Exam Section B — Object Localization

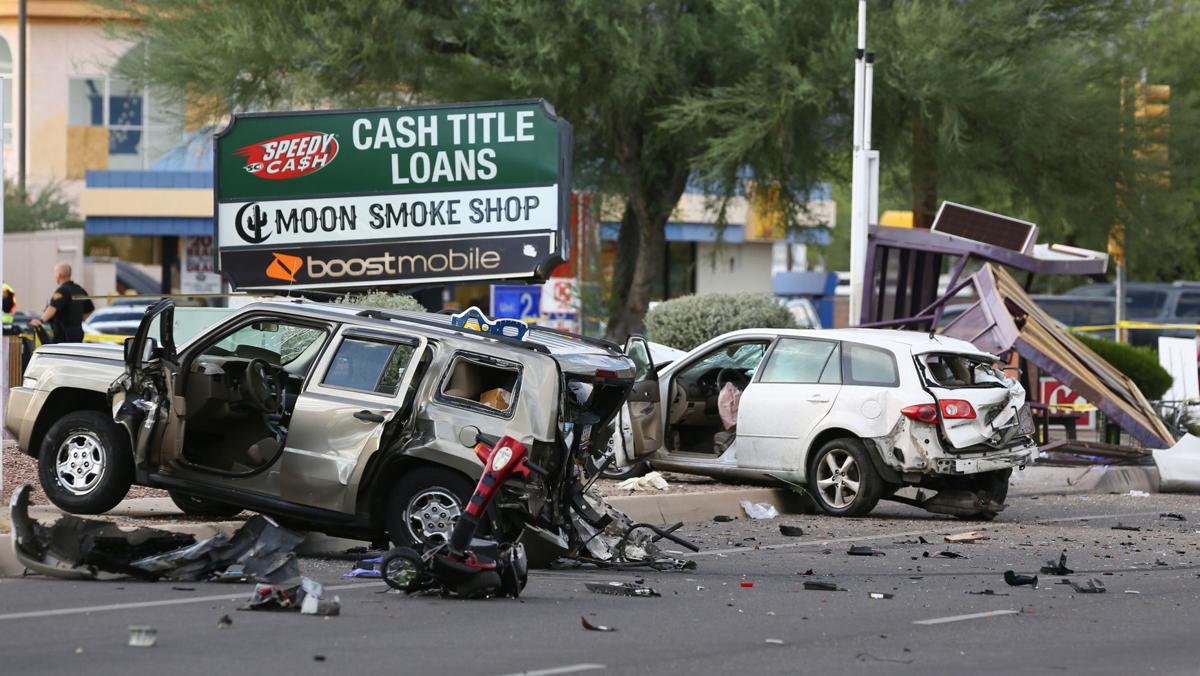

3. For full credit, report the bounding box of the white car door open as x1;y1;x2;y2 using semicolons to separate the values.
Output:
736;338;842;471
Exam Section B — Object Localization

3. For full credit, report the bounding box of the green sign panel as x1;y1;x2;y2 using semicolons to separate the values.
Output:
214;99;572;291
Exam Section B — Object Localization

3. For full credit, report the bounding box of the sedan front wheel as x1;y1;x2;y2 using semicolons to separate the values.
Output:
807;438;884;517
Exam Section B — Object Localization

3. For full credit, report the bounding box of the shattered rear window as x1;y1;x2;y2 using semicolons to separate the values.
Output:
922;354;1008;388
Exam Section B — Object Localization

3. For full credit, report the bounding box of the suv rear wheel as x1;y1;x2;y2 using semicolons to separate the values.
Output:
38;410;133;514
807;437;884;517
385;466;475;548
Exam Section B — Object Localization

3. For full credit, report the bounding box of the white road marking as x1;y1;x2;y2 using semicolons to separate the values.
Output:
913;609;1019;625
0;581;375;622
497;663;606;676
1035;510;1166;524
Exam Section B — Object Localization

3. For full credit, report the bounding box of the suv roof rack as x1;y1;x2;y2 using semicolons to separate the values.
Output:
355;308;551;355
529;324;622;355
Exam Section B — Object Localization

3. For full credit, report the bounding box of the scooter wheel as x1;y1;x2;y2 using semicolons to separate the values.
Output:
381;546;425;593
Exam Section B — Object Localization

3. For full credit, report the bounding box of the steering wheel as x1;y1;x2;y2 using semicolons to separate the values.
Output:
244;358;282;413
696;369;721;397
717;368;748;391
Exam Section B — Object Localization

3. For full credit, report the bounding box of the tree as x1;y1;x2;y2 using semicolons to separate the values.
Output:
675;1;1179;276
5;182;83;232
100;0;837;339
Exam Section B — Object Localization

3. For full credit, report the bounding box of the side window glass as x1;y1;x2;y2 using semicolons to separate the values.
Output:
1126;290;1166;319
324;338;414;395
819;344;842;384
1176;294;1200;318
759;339;837;384
843;343;899;387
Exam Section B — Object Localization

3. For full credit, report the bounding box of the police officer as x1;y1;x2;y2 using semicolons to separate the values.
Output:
29;262;95;343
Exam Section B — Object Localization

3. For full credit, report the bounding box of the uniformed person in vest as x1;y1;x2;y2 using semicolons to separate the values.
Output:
2;282;14;325
29;262;95;343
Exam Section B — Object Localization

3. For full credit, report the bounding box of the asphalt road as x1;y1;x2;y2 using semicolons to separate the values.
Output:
3;492;1200;675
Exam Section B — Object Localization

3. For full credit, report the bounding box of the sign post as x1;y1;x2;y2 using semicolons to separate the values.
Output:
215;99;572;291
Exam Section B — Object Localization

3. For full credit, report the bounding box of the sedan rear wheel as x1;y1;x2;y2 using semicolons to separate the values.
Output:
807;438;883;517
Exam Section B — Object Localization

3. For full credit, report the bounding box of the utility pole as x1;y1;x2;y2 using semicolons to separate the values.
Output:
848;0;872;326
17;0;26;194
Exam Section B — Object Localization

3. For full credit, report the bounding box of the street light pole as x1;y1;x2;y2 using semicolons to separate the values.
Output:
848;0;869;326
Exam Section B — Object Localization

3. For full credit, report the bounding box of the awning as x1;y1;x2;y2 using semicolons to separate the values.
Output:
86;217;213;237
600;221;831;245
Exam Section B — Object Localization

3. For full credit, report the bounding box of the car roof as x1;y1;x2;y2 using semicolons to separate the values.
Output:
716;327;993;356
231;300;629;369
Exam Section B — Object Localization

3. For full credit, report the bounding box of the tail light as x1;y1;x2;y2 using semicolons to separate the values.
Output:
939;399;976;419
901;404;939;424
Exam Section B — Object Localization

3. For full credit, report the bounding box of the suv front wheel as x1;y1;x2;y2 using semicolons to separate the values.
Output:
38;410;133;514
807;438;884;517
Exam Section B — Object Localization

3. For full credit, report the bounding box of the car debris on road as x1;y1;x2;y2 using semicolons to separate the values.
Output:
8;485;303;583
585;581;661;597
740;500;779;520
944;531;988;543
1004;570;1039;588
127;626;158;648
581;616;617;632
1040;551;1073;575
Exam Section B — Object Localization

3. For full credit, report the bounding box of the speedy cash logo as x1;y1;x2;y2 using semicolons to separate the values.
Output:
235;131;339;180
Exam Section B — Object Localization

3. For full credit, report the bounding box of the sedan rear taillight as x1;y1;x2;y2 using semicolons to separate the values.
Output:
939;399;976;419
901;404;939;424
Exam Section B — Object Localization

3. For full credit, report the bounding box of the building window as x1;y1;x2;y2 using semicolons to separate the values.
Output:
0;36;11;145
67;77;183;170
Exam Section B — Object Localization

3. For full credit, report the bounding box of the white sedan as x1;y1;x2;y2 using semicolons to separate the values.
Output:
610;329;1037;519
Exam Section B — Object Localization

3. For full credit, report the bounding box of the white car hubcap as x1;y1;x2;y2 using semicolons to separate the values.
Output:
55;431;106;496
816;449;860;509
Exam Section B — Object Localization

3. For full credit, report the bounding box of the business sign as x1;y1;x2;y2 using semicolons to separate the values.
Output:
180;235;221;294
215;99;572;291
491;284;542;321
1040;377;1097;430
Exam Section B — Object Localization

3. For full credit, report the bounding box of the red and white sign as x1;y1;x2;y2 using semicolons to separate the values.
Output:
540;277;578;316
235;131;339;180
1039;377;1097;430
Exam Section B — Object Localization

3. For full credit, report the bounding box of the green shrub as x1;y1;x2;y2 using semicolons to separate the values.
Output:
645;293;796;351
1074;333;1173;400
339;291;426;312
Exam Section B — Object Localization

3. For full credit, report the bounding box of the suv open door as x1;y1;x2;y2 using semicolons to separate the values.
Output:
624;335;663;457
110;299;177;466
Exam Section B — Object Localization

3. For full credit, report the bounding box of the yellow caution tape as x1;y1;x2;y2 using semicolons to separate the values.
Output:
83;333;130;343
1072;320;1200;332
1045;402;1097;412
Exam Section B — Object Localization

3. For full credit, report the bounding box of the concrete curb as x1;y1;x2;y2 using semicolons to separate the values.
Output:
1010;465;1160;495
604;487;814;525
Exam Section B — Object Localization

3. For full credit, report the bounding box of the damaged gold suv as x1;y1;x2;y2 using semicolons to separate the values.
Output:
5;299;635;550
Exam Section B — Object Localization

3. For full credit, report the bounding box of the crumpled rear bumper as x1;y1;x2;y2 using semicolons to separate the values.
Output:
871;417;1036;478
